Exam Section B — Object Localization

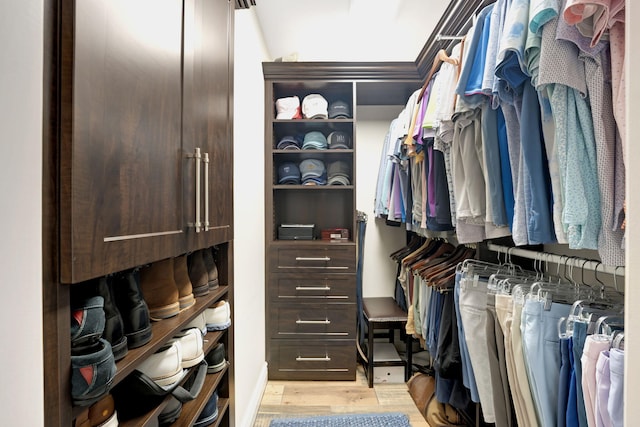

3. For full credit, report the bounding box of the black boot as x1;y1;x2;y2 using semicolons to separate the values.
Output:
113;269;152;348
97;276;128;361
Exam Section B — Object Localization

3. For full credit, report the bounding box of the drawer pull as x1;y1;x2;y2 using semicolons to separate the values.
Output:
295;286;331;291
296;319;330;324
296;356;331;362
295;256;331;262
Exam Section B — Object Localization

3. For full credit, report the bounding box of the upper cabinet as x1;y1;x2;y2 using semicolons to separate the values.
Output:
182;0;234;250
60;0;234;284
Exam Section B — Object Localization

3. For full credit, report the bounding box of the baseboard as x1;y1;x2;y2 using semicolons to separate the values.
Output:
237;361;268;427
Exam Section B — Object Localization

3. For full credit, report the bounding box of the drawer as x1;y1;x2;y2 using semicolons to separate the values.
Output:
268;340;356;380
269;304;356;338
271;244;355;272
269;273;355;301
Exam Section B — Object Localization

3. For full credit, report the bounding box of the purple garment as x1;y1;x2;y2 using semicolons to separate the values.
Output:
428;144;436;217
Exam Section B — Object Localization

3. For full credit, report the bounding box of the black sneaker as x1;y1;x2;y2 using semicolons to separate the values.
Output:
205;343;226;374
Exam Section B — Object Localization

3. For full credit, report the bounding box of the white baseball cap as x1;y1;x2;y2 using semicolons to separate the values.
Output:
301;94;328;119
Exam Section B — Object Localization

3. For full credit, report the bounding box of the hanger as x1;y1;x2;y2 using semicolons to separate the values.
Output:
416;46;461;104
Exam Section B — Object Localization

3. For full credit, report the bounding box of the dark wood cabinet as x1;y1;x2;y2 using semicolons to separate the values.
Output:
183;0;234;251
60;0;233;285
49;1;235;426
263;77;357;380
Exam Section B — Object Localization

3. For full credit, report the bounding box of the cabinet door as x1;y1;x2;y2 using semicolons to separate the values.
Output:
183;0;233;250
60;0;185;283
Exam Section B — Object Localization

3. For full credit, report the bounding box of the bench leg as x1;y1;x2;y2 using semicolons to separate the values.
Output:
405;332;412;381
367;322;374;388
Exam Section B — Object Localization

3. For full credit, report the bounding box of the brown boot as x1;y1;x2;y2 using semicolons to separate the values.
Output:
202;247;220;290
174;254;196;310
188;250;209;297
139;258;180;320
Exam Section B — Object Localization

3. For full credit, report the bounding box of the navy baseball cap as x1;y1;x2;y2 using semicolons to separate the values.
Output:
278;162;301;184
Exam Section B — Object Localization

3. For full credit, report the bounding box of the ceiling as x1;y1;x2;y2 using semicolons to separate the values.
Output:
252;0;451;62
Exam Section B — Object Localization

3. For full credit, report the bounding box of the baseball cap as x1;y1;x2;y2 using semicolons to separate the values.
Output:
299;159;327;185
327;131;351;149
301;94;328;119
327;160;351;185
276;135;302;150
328;100;351;119
278;162;301;185
275;96;302;120
302;131;328;150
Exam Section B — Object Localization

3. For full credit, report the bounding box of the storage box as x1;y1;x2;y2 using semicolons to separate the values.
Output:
278;224;315;240
372;342;405;384
320;228;350;241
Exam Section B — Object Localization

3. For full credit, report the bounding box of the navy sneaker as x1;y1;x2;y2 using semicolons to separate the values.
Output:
194;391;218;427
70;338;117;407
70;295;106;350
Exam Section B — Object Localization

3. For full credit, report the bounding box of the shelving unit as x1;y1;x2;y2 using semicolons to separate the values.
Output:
264;77;358;380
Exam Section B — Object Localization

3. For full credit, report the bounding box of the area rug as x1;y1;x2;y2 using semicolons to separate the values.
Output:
268;412;411;427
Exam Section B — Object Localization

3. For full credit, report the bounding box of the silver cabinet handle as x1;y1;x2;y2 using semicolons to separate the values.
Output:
203;152;210;231
295;286;331;291
296;356;331;362
187;148;202;233
295;256;331;262
296;319;330;324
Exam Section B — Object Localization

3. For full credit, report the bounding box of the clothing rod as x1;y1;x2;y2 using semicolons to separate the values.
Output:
486;243;624;277
435;34;465;41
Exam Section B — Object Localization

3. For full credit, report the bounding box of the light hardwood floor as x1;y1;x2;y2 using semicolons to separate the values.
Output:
252;364;429;426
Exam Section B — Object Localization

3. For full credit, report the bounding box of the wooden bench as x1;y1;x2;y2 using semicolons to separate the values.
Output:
362;297;412;388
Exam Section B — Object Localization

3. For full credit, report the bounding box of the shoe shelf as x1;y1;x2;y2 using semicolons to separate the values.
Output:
174;369;230;427
117;363;229;427
71;285;230;421
115;285;229;384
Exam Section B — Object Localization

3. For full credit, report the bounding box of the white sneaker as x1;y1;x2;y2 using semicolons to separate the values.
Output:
205;300;231;331
136;341;184;387
184;311;207;336
171;327;204;368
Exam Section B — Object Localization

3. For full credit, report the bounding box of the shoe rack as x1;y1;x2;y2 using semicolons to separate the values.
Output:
42;0;236;425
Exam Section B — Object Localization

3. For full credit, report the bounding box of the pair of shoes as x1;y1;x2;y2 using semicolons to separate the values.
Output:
70;336;117;407
205;343;226;374
139;255;196;320
74;393;118;427
202;247;220;290
188;248;220;296
194;391;219;427
70;292;117;407
136;341;186;387
205;300;231;331
112;270;153;349
170;327;205;369
184;311;207;336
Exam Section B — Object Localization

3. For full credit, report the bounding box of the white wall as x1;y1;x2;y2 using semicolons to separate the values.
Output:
625;4;638;425
0;1;44;426
355;106;407;298
232;8;270;427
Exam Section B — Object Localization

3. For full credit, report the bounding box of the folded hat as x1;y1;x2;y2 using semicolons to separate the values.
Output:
328;100;351;119
327;131;351;149
327;160;351;185
302;131;328;150
278;162;301;185
299;159;326;182
275;96;302;120
276;135;302;150
302;94;328;119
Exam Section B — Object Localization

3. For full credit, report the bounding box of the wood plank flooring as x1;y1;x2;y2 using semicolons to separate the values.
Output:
253;364;429;426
